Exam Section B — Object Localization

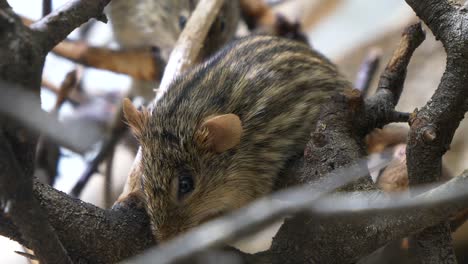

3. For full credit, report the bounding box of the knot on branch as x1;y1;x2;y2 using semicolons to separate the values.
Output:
409;112;439;144
422;126;437;143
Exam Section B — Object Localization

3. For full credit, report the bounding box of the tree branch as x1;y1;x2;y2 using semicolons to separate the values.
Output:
0;80;102;153
0;1;114;262
156;0;224;100
42;0;52;17
398;0;468;263
405;0;455;44
261;22;425;264
71;104;127;197
52;40;165;81
2;1;466;263
31;0;112;52
123;157;386;264
360;22;425;134
0;130;72;264
402;1;468;263
1;180;154;263
123;169;468;264
115;19;429;264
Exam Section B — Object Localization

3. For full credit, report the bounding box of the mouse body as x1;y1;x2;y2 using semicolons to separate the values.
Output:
123;35;351;241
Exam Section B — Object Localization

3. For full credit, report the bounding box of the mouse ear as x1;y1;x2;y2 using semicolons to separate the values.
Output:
122;98;149;139
195;114;242;153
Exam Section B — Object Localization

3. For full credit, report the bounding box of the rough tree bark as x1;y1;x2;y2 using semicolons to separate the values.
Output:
0;0;112;263
1;1;468;264
403;1;468;263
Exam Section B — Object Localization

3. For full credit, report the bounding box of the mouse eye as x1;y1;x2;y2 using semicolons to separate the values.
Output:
178;174;194;198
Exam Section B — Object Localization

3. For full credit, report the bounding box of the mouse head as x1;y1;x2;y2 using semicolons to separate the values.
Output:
123;99;249;241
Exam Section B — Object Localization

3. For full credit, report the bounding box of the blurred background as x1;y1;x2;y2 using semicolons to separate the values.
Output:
3;0;468;263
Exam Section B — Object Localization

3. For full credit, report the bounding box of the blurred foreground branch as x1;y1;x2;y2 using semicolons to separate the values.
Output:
0;80;103;153
53;41;165;81
1;1;468;264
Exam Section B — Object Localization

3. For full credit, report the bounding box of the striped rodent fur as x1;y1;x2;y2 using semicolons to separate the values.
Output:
123;35;351;241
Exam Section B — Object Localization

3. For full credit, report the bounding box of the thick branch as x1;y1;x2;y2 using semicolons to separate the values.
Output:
403;1;468;263
0;0;10;9
405;0;455;44
3;164;468;264
1;180;154;263
0;213;25;246
265;22;424;264
0;131;72;264
406;56;467;263
31;0;111;52
0;5;82;262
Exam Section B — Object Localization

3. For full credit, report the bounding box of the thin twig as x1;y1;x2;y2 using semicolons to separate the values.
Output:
71;103;127;197
52;69;79;113
377;23;426;104
104;147;115;208
42;0;52;17
41;78;83;105
15;250;38;261
360;23;426;133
